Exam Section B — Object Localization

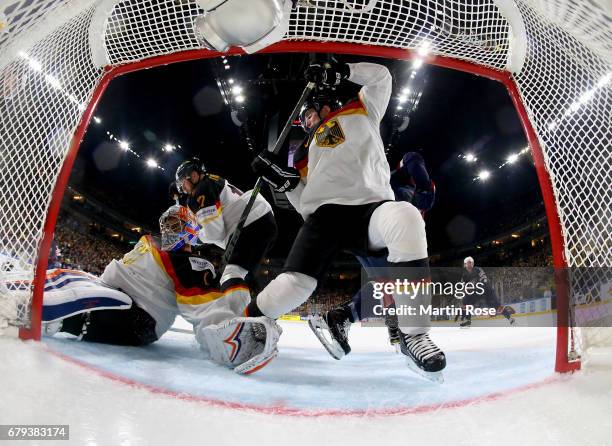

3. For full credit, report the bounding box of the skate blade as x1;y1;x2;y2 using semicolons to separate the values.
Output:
404;357;444;383
307;316;345;360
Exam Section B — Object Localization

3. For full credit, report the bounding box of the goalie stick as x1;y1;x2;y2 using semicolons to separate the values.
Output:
220;81;315;272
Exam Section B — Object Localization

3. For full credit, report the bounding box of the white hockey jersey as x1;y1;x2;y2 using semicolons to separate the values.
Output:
100;235;249;338
290;62;395;219
188;174;272;249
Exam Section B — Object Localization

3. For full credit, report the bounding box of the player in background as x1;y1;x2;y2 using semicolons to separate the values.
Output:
250;60;446;381
0;205;281;374
313;151;436;353
456;256;516;328
175;158;277;293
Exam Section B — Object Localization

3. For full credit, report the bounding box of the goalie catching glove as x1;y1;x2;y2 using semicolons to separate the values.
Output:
251;152;300;193
197;316;282;375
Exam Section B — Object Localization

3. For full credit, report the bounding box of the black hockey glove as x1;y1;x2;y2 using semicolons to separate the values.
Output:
169;181;188;206
304;61;350;87
251;152;301;193
412;183;436;212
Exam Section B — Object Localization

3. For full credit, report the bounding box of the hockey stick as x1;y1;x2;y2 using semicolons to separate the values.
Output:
220;81;315;272
169;327;193;334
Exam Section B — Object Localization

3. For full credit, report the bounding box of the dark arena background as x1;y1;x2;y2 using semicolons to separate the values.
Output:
63;52;548;311
0;1;610;445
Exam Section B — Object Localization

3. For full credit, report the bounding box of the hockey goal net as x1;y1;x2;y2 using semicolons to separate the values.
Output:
0;0;610;372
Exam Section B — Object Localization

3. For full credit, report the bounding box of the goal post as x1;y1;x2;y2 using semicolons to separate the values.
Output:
0;0;609;373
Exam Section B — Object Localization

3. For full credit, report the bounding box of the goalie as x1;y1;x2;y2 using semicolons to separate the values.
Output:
0;205;281;375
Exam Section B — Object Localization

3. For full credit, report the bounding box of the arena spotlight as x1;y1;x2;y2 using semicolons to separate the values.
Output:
478;170;491;181
412;58;424;69
507;153;519;164
45;74;61;90
235;95;245;103
118;141;129;151
232;85;243;95
146;158;158;168
465;153;477;162
417;40;431;56
164;144;174;152
19;52;42;72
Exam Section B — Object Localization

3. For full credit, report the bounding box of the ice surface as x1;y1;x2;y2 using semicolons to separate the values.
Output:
1;319;611;446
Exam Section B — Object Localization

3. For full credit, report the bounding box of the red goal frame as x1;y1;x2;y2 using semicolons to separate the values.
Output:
21;40;580;374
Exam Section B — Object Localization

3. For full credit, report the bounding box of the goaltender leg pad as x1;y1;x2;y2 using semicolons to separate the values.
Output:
41;269;132;322
196;316;282;375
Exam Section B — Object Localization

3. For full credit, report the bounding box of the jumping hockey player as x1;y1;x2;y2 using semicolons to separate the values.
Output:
175;158;277;291
315;150;436;352
1;205;281;374
250;60;446;381
456;256;516;328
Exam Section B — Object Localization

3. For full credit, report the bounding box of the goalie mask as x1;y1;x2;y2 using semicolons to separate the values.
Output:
159;205;201;252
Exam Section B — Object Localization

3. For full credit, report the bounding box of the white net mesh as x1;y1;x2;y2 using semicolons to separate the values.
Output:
0;0;610;361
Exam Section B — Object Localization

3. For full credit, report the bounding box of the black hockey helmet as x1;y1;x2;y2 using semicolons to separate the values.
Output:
175;157;205;193
299;92;342;131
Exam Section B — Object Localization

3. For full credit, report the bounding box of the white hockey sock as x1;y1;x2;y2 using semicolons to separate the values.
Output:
256;272;317;319
393;291;431;336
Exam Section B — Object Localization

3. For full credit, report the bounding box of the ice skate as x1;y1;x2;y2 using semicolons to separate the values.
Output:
459;319;472;329
499;306;516;326
385;313;401;352
308;306;352;360
399;331;446;383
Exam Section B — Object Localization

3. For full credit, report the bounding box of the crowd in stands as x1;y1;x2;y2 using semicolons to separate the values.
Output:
473;242;553;268
285;244;556;316
51;212;128;275
43;200;555;314
477;201;546;241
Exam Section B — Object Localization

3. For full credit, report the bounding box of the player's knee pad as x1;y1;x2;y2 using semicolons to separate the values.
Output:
368;201;428;263
257;272;317;319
